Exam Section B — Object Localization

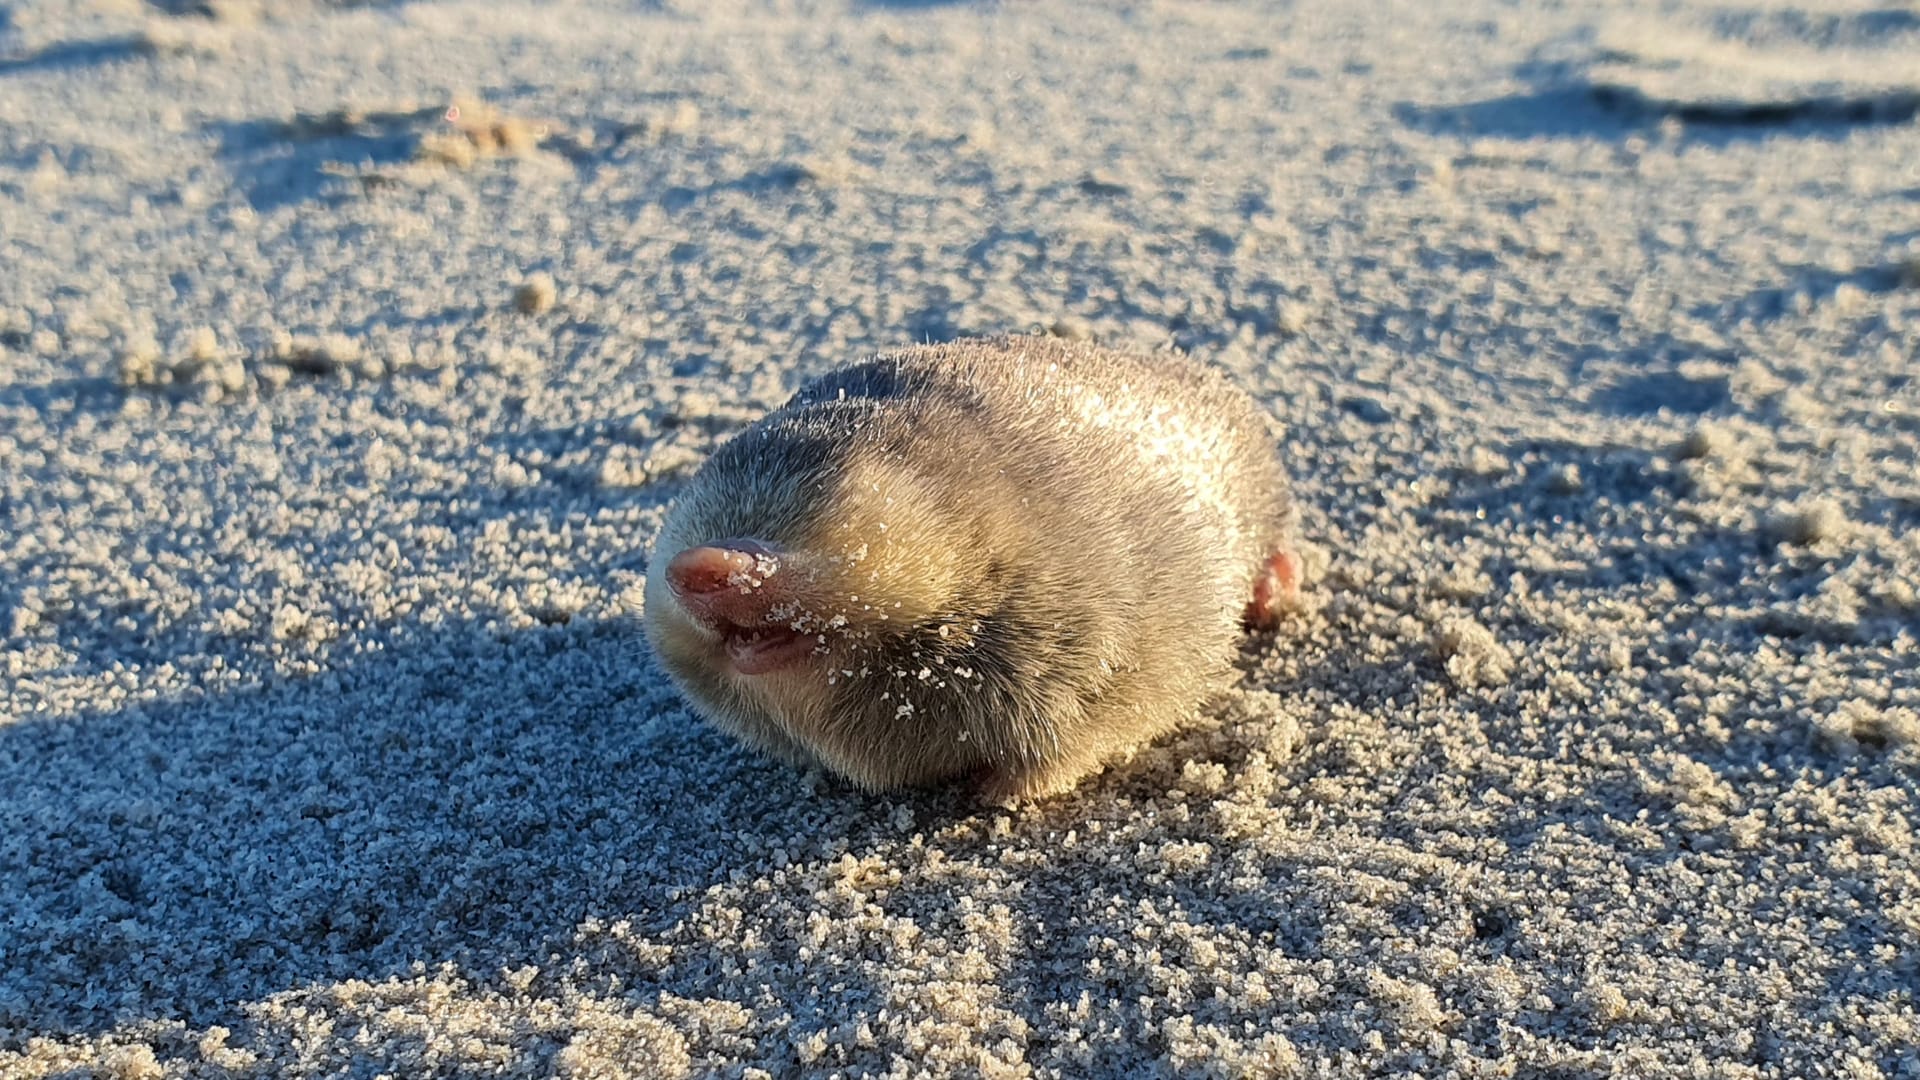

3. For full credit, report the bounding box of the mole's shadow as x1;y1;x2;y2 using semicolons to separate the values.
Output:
0;611;942;1043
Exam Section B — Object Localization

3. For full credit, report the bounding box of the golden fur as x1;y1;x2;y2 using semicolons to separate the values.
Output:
642;335;1296;801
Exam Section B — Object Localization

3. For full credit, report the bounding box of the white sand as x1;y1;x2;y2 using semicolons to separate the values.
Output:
2;0;1918;1075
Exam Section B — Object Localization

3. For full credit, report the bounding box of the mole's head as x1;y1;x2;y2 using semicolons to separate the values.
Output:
641;417;993;736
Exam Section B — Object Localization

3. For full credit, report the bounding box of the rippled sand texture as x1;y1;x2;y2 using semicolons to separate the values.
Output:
2;0;1917;1075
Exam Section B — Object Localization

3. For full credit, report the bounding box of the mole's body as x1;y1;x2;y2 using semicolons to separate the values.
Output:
641;335;1301;802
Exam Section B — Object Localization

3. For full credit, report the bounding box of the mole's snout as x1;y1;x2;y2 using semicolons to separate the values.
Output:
662;539;818;675
664;540;779;598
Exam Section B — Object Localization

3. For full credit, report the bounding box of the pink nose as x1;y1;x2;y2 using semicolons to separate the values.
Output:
663;539;786;628
664;540;777;596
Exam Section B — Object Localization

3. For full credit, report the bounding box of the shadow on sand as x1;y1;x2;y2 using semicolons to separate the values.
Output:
0;36;144;78
5;428;1913;1073
0;607;977;1044
1396;46;1920;145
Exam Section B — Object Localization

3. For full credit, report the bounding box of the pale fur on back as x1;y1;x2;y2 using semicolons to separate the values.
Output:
643;334;1294;795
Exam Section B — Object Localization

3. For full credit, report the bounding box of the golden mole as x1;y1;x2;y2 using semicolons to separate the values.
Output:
642;335;1301;802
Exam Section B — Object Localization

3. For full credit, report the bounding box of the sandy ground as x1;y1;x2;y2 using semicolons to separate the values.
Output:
2;0;1917;1076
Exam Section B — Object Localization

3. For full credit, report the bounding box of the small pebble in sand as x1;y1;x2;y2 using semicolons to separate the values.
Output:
1768;500;1848;546
100;1044;164;1080
273;332;362;376
117;339;163;387
1827;282;1868;317
1580;980;1634;1026
271;603;317;641
1677;422;1734;460
1430;617;1514;689
1274;301;1311;336
1547;463;1584;494
515;275;557;315
1812;700;1919;756
184;326;221;364
416;101;549;168
121;327;244;398
1464;446;1509;477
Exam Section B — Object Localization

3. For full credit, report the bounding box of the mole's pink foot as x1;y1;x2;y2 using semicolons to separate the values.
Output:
1244;546;1304;630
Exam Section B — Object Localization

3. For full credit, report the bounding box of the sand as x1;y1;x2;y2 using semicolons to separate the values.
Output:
1;0;1916;1075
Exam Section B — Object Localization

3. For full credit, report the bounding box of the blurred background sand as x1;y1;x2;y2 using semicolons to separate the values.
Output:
1;0;1916;1075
